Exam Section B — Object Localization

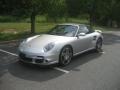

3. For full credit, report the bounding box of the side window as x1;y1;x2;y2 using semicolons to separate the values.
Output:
78;25;89;34
87;26;94;33
64;26;78;37
78;25;94;34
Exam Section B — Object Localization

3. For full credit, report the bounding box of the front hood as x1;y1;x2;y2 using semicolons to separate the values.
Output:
20;34;74;52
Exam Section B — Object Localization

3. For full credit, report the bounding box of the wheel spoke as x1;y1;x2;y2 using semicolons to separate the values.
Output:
60;47;72;65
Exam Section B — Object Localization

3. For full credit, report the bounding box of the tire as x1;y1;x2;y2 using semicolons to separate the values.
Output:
59;46;73;66
95;38;103;52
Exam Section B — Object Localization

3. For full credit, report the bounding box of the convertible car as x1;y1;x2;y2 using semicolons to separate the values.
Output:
18;23;103;66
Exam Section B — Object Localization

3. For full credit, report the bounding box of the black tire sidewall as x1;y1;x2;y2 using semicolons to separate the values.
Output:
59;46;73;66
96;38;102;52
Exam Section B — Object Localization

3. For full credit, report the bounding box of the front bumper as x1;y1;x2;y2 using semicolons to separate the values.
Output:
19;52;59;65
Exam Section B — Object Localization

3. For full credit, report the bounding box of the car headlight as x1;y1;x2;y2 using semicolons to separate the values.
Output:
22;39;27;43
44;42;55;52
19;39;26;49
19;39;27;46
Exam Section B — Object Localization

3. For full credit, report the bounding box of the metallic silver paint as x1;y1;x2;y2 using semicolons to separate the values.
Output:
18;24;103;65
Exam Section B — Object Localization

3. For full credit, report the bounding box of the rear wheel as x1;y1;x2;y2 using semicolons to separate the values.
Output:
95;38;103;52
59;46;73;66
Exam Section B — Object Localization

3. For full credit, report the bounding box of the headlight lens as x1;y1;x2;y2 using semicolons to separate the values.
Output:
44;42;55;52
19;39;27;46
22;39;27;43
19;39;27;49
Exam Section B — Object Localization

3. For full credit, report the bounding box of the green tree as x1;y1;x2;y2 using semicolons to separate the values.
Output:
46;0;67;22
66;0;81;17
0;0;48;34
1;0;120;28
93;0;120;27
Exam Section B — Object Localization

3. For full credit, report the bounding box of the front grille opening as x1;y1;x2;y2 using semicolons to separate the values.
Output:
35;59;44;63
19;52;32;62
19;52;44;63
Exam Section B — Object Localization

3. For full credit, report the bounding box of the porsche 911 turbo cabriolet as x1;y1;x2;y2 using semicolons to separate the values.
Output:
18;23;103;66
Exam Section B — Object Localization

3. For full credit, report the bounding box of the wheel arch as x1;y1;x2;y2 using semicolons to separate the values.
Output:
97;37;103;42
59;44;73;66
59;44;73;57
64;44;73;53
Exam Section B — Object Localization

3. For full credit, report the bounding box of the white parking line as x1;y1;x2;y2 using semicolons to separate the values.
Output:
54;67;69;73
0;49;70;73
99;51;106;54
0;49;18;56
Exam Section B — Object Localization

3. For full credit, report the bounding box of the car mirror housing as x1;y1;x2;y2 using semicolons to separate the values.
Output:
78;33;86;36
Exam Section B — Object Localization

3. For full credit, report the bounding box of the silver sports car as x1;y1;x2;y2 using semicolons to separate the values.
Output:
18;23;103;66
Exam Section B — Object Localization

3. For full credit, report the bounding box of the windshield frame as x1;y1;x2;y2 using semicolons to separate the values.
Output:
47;25;79;37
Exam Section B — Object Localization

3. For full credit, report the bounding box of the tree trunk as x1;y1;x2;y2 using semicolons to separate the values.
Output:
30;13;36;34
65;15;69;22
89;0;96;27
89;13;93;27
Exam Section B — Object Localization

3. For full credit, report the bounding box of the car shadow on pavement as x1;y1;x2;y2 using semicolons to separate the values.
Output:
0;52;18;79
0;65;7;78
59;50;103;71
4;32;120;82
7;50;102;82
8;61;64;82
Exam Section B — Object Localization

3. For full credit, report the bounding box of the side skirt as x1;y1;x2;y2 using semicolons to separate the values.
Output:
73;47;95;56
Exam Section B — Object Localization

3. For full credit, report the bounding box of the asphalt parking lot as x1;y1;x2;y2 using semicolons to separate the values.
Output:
0;31;120;90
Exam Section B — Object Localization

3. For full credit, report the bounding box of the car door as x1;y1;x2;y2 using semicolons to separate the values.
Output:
85;26;97;49
73;25;95;54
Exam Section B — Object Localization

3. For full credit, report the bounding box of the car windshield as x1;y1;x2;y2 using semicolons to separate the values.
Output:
48;25;78;37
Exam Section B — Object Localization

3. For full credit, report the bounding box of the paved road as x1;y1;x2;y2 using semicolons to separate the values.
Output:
0;31;120;90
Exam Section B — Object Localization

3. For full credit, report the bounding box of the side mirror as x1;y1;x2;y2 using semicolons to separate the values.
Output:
78;33;86;36
77;33;86;38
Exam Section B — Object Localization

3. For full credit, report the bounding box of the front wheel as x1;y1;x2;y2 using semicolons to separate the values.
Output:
59;46;73;66
95;38;103;52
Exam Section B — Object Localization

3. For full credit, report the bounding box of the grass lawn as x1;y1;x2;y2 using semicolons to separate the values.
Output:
0;23;30;32
0;16;89;41
0;22;57;41
0;16;119;41
0;22;57;32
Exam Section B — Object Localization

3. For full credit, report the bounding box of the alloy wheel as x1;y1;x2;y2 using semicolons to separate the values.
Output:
59;46;73;66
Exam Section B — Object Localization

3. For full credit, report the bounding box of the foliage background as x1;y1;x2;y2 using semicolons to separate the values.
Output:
0;0;120;40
